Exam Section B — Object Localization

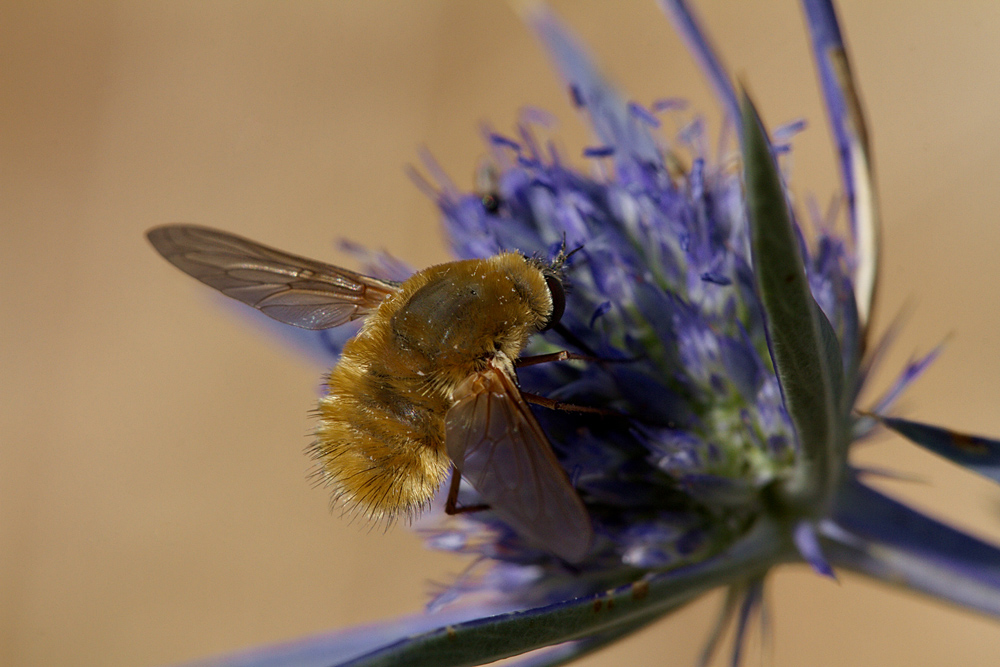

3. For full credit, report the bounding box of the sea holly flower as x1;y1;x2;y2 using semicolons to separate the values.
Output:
187;1;1000;666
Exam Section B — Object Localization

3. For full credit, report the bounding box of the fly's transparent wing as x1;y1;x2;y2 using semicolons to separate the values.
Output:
445;364;593;563
147;224;401;329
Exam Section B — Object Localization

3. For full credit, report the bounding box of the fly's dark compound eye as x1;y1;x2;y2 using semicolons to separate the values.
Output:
540;275;565;331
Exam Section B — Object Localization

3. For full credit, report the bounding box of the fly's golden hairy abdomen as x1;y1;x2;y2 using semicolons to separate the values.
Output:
314;327;453;522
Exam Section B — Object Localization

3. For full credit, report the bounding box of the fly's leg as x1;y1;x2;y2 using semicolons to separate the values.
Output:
516;349;640;369
551;322;598;358
515;350;598;367
444;468;489;515
516;350;628;417
520;391;622;416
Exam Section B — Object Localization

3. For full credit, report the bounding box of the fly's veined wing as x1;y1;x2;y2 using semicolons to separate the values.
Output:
147;224;401;329
445;364;593;563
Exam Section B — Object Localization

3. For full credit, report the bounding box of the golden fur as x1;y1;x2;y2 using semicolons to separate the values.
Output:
312;252;553;522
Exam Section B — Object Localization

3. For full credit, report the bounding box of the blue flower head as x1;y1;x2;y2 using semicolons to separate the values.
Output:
184;2;1000;666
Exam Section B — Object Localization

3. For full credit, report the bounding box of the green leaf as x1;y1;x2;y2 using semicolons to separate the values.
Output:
817;305;850;453
342;520;788;667
739;89;845;514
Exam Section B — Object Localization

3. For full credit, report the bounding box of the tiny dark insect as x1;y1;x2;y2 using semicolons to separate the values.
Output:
476;161;503;215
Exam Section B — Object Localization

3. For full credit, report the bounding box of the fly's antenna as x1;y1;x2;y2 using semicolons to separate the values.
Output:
548;233;584;273
524;235;584;287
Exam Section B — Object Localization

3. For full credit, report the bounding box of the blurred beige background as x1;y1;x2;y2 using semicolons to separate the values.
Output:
4;1;1000;665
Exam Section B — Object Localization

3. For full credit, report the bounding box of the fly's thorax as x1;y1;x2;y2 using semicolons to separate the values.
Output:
387;253;554;368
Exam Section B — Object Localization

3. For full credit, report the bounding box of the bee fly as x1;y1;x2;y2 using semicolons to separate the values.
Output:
148;224;597;562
